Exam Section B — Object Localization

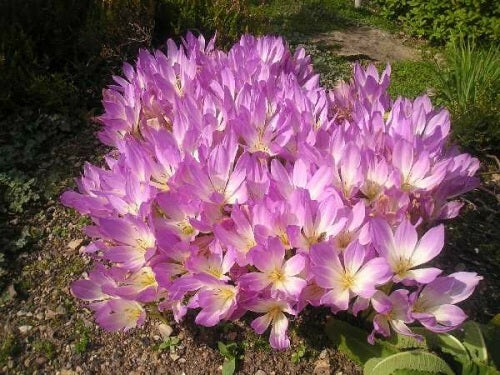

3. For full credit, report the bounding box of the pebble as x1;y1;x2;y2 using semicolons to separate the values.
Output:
169;353;180;361
255;370;267;375
157;323;173;340
7;284;17;299
35;357;47;366
313;359;330;375
319;349;327;359
67;239;83;251
178;358;186;364
56;305;67;315
19;325;33;334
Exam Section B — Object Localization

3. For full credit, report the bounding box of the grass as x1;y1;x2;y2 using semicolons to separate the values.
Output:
388;60;439;99
74;320;92;354
0;335;21;366
249;0;395;39
432;39;500;152
32;339;56;360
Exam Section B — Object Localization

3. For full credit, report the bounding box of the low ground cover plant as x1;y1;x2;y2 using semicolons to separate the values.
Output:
62;34;482;350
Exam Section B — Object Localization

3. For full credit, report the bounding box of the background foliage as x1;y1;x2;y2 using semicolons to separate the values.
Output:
0;0;250;286
372;0;500;45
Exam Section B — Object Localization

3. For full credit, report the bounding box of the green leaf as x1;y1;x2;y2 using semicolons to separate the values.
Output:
480;323;500;369
325;319;396;365
463;322;489;363
410;328;469;361
222;358;236;375
218;341;229;357
363;350;455;375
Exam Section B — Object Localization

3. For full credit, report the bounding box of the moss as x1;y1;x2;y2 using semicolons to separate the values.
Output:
32;339;56;360
0;335;22;365
74;320;92;354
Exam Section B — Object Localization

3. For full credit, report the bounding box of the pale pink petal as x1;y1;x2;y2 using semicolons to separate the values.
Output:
281;276;306;297
353;257;391;298
269;312;290;350
320;289;350;311
251;313;272;334
343;241;366;274
411;225;444;266
283;254;306;276
404;268;442;284
394;219;418;259
239;272;271;291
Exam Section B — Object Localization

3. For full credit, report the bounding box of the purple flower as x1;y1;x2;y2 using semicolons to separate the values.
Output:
310;241;391;312
248;299;295;350
411;272;482;332
61;34;482;344
240;237;306;298
372;219;444;284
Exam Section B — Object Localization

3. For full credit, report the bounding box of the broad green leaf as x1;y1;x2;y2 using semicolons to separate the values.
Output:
383;331;428;350
463;322;488;363
326;319;396;365
363;350;455;375
480;324;500;369
410;328;469;360
222;358;236;375
463;360;500;375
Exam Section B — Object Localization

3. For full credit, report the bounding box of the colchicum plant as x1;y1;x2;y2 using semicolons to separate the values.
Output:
62;34;482;350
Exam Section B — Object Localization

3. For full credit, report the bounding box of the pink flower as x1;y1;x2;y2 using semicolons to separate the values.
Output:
310;241;391;312
240;237;306;298
372;219;444;284
248;299;295;350
368;290;417;343
411;272;482;333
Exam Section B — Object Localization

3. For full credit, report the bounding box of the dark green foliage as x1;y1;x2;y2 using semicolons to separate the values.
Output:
373;0;500;45
432;39;499;152
325;319;500;375
159;0;251;48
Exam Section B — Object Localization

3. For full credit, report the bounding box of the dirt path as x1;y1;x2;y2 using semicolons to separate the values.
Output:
311;25;420;62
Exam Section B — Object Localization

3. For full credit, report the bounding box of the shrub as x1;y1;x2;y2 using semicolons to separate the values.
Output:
373;0;500;45
433;39;500;152
62;34;482;350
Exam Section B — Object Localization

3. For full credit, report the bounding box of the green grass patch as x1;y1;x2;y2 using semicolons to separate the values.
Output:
32;339;56;360
249;0;395;38
388;60;439;99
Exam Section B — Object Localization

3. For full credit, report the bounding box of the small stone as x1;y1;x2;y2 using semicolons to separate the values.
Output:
36;312;44;320
178;358;186;364
169;353;180;361
19;325;33;334
67;239;83;251
24;358;31;367
313;359;330;375
255;370;267;375
7;284;17;299
35;357;47;366
45;309;57;320
157;323;173;340
319;349;327;359
56;305;67;315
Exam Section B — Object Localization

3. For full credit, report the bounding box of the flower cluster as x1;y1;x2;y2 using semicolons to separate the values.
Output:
62;34;482;349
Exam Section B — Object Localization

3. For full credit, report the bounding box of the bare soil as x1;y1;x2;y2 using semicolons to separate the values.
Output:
311;26;420;62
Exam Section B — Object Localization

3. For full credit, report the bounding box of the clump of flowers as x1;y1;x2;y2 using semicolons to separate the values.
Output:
62;34;482;350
